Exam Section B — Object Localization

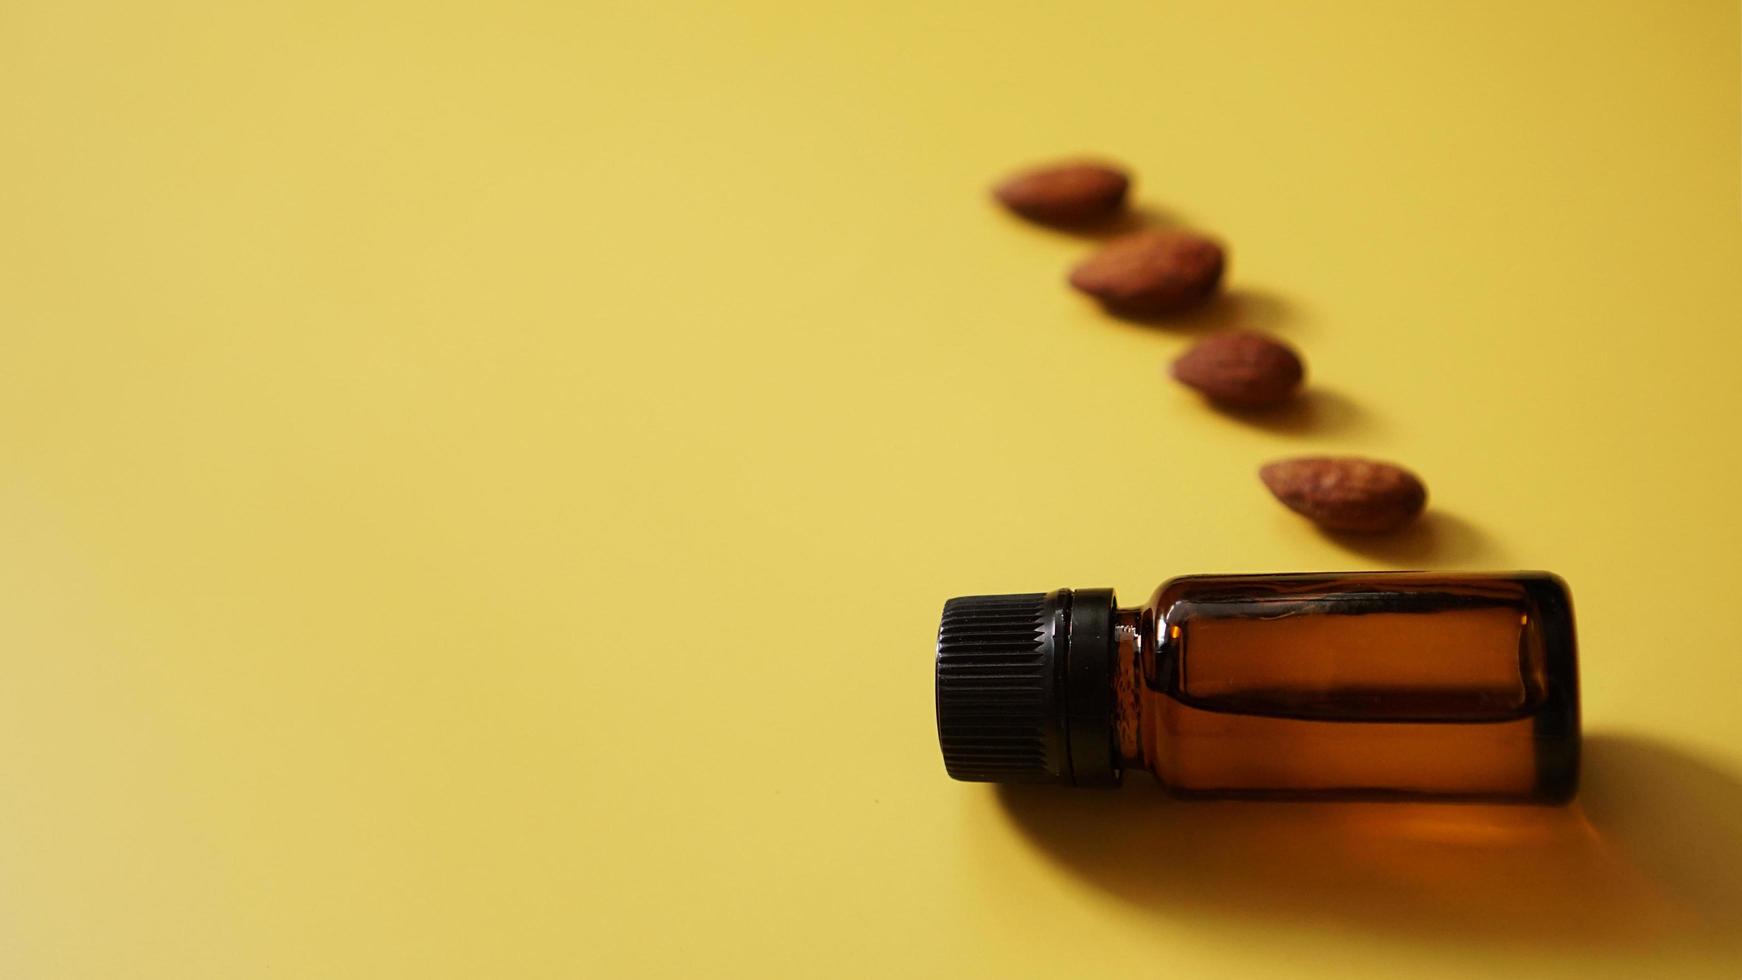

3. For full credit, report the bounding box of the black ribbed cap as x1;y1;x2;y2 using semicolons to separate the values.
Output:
934;589;1120;787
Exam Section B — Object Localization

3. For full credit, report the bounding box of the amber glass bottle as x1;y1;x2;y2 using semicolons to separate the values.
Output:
935;572;1578;802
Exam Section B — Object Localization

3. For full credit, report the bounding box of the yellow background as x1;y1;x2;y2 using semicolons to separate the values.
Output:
1;1;1739;977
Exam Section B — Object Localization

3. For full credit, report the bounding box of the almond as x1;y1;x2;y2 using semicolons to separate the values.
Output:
1069;229;1224;315
1171;331;1303;407
993;161;1129;224
1259;457;1427;533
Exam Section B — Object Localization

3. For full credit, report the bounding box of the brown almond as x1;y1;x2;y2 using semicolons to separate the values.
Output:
1259;457;1427;533
993;161;1129;224
1069;229;1224;315
1171;331;1304;407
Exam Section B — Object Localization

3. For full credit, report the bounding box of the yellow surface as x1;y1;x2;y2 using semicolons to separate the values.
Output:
1;1;1739;977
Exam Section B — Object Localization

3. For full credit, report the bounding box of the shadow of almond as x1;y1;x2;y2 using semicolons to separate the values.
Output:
1177;287;1293;333
1202;388;1371;438
1003;204;1184;241
1100;287;1293;333
1067;204;1182;240
996;735;1742;959
1313;511;1499;567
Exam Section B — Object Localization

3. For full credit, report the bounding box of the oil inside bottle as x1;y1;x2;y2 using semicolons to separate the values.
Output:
1143;577;1574;801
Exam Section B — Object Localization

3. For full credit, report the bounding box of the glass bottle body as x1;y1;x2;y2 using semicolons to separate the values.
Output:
1114;572;1578;802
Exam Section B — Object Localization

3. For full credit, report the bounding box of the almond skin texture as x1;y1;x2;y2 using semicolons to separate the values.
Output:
993;161;1129;224
1069;230;1225;315
1259;457;1427;533
1171;331;1304;407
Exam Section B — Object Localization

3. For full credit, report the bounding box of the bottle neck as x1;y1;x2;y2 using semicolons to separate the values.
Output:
1112;606;1150;773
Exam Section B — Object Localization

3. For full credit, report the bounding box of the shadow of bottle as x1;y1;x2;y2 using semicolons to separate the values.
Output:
996;734;1742;956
